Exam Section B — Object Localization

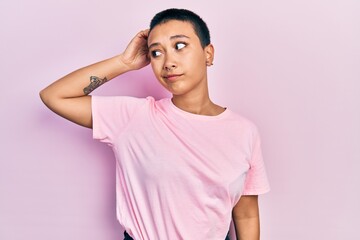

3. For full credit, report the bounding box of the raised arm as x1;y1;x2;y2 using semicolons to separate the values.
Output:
39;29;150;128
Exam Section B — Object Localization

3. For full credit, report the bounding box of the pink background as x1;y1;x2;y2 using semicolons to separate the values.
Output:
1;0;359;239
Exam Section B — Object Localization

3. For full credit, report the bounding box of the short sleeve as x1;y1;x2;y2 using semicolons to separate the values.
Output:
91;96;147;145
242;127;270;195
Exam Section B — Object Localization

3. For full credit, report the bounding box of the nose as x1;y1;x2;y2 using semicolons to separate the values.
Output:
163;54;177;71
164;64;176;71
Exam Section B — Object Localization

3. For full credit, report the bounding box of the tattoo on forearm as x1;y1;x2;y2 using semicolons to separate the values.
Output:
83;76;108;95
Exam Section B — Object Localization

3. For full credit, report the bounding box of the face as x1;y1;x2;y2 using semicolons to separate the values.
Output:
147;20;214;97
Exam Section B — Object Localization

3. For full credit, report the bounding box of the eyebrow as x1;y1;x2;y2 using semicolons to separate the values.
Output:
148;34;190;49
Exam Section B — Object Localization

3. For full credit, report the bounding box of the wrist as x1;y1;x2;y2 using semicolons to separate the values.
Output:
116;54;133;72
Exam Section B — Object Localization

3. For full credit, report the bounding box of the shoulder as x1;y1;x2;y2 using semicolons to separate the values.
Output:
222;110;262;147
226;109;258;131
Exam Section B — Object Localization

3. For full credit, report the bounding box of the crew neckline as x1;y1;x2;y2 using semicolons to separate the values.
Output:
166;98;230;120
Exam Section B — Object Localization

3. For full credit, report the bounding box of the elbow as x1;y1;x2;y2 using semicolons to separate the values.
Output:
39;87;56;108
39;88;49;105
39;88;45;101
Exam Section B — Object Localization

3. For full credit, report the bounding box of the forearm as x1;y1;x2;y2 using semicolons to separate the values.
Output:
233;216;260;240
40;54;130;100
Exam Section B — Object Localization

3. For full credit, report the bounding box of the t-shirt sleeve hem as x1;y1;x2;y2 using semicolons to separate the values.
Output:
242;187;271;196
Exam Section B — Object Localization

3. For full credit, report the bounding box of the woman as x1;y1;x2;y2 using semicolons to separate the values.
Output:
40;8;270;240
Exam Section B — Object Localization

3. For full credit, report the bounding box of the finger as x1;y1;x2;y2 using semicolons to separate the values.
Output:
141;29;150;35
139;29;150;39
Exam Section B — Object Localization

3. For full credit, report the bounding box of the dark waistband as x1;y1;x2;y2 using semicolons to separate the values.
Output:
124;231;230;240
124;231;134;240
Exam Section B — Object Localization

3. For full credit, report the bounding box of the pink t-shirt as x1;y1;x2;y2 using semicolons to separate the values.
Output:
92;96;270;240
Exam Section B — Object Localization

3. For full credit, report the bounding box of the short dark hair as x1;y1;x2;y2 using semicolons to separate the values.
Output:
149;8;211;48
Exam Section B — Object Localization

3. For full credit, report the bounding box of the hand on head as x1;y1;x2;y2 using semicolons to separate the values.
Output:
120;29;151;71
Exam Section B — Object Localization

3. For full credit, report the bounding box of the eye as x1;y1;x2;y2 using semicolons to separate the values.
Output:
151;50;162;58
175;42;186;50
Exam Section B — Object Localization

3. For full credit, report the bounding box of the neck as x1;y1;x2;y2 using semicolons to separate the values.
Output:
171;91;225;116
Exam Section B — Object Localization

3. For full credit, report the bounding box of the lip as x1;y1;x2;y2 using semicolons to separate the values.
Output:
163;74;183;81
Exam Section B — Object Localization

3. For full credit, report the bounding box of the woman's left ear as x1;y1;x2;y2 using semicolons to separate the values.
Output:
205;44;214;66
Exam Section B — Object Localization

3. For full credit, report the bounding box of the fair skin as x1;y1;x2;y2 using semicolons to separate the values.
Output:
40;20;260;239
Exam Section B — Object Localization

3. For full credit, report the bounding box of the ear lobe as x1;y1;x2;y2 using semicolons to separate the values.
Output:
205;44;214;66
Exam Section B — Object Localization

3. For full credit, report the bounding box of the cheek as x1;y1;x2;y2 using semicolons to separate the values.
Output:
150;60;162;75
187;51;205;65
186;54;205;73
